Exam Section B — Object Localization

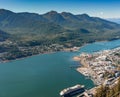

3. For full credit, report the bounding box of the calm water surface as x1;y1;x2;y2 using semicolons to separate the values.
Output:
0;39;120;97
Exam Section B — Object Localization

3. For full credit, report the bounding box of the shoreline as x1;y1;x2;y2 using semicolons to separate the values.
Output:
0;45;82;64
73;56;100;85
0;46;80;64
1;39;118;64
73;44;120;86
0;51;57;64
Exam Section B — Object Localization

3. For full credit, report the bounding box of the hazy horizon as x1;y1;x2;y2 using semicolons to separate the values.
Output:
0;0;120;18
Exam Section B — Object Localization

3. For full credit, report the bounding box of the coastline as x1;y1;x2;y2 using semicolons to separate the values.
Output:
73;56;99;85
0;46;81;64
0;51;56;64
1;39;120;64
73;56;90;76
1;39;120;97
73;44;120;86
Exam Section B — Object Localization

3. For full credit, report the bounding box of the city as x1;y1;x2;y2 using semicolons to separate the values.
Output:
74;47;120;96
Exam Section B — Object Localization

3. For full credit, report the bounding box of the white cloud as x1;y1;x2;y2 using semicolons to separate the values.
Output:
96;11;104;18
100;12;103;15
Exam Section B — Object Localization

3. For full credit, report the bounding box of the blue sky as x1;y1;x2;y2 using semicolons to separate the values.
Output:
0;0;120;18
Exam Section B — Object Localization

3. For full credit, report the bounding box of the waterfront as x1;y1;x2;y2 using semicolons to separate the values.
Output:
75;47;120;85
0;39;120;97
0;52;94;97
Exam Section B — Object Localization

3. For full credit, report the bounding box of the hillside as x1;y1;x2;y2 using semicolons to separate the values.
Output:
0;29;9;41
0;9;120;37
0;9;66;35
43;11;120;32
1;9;120;60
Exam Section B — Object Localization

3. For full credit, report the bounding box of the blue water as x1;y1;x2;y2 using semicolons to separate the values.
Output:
0;39;120;97
78;40;120;53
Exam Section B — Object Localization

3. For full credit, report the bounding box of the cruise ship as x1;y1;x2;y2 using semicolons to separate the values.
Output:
60;84;85;97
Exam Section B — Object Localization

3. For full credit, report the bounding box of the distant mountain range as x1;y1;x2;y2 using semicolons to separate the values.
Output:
0;9;120;44
106;18;120;24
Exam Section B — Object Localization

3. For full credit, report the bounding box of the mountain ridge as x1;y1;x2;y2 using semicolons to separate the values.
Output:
1;9;120;60
0;9;120;44
106;18;120;24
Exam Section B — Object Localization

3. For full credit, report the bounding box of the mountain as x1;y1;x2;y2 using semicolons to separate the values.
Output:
0;9;120;44
0;9;66;36
43;11;120;32
43;11;66;24
106;18;120;24
0;29;9;41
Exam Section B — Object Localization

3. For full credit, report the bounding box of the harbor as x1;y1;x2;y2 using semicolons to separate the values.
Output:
1;39;120;97
74;48;120;85
72;46;120;96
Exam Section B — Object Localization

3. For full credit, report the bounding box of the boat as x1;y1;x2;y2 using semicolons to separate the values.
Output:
60;84;85;97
